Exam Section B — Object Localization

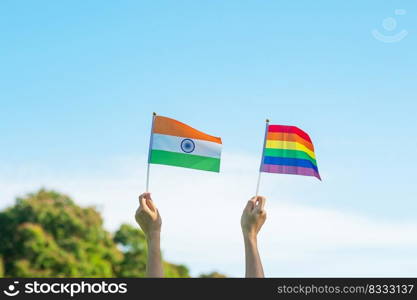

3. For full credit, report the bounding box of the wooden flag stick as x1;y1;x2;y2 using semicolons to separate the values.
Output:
255;118;269;196
145;112;157;192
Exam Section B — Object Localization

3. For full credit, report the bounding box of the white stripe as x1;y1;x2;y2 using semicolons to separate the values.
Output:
151;134;222;159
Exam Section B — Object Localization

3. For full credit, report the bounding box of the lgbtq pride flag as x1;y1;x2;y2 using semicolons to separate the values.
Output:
148;115;222;172
260;123;321;180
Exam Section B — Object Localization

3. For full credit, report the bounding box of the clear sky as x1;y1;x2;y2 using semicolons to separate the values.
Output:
1;0;417;277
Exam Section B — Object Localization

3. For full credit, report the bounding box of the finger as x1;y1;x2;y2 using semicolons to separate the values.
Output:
143;193;157;211
244;201;253;212
245;197;257;211
256;196;266;210
139;193;146;206
254;196;266;213
139;193;150;210
146;198;157;212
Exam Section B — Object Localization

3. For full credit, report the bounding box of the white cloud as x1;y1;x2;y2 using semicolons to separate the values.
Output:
1;152;416;277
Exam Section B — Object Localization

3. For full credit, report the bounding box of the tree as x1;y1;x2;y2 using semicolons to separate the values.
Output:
114;224;147;277
0;256;3;277
0;189;121;277
199;272;227;278
114;224;189;277
0;189;189;277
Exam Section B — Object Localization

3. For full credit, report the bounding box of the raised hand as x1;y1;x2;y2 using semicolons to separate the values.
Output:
135;192;162;237
135;192;163;277
241;196;267;278
241;196;267;239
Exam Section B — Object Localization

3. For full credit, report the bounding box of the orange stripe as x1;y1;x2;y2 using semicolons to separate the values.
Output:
267;132;314;151
153;116;222;144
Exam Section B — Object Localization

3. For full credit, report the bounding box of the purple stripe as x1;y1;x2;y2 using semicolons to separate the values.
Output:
261;164;321;180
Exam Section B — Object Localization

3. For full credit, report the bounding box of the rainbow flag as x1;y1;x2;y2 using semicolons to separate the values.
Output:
260;124;321;180
149;115;222;172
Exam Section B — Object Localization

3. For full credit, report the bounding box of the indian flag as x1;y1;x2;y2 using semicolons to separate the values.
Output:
149;115;222;172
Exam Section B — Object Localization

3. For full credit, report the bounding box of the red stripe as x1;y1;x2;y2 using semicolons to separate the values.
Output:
268;125;312;143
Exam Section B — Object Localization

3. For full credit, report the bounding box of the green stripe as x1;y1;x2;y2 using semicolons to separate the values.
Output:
263;148;317;166
150;150;220;172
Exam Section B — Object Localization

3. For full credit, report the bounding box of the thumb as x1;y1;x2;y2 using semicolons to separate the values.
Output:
147;198;157;212
254;196;266;214
245;197;256;212
139;193;150;211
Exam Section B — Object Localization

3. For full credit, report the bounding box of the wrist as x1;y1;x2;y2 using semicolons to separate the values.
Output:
243;231;257;243
146;230;161;242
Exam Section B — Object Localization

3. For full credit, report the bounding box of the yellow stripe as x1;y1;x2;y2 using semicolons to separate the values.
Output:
266;140;316;159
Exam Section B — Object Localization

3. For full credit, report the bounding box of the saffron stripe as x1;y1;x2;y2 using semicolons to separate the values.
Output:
153;116;222;144
261;164;321;180
263;156;318;172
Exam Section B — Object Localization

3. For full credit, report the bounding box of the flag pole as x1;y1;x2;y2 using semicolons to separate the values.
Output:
145;112;157;192
255;118;269;196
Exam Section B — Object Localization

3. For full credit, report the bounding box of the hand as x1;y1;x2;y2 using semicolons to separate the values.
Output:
135;192;163;277
241;196;266;277
135;192;162;238
241;196;267;239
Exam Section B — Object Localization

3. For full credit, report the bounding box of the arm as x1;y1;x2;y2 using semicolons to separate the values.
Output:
146;231;163;278
240;196;267;278
135;192;163;277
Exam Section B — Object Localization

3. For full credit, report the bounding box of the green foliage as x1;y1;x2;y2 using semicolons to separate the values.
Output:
114;224;189;277
114;224;147;277
164;262;190;278
0;256;3;277
199;271;227;278
0;189;190;278
0;189;121;277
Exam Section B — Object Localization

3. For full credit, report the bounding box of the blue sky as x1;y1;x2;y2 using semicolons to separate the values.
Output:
1;1;417;276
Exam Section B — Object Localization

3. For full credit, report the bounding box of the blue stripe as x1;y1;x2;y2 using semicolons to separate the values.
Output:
263;156;318;172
